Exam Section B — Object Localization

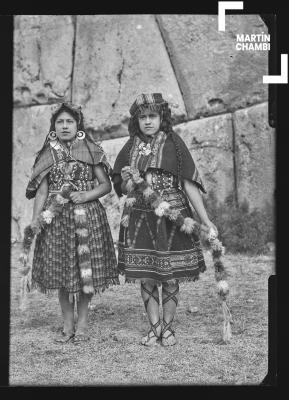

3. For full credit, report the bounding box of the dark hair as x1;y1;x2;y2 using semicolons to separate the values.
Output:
50;103;85;132
126;103;183;183
33;103;96;166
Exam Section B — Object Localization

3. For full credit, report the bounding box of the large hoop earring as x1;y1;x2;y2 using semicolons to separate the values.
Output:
76;130;86;140
48;131;57;140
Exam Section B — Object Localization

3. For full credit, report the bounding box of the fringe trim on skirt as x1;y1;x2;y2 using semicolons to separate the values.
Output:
118;268;205;287
31;278;120;303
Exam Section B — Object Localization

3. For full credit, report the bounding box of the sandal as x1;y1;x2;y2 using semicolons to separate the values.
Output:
140;283;162;346
141;319;161;346
161;320;176;347
73;333;90;344
54;331;75;344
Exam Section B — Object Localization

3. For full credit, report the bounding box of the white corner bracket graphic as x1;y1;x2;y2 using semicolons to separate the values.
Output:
218;1;244;31
263;54;288;84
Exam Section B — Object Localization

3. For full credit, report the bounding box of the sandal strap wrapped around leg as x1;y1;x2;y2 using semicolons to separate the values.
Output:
150;318;161;338
161;319;176;346
142;319;162;346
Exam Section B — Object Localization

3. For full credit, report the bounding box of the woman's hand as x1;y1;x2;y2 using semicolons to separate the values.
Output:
183;179;218;237
70;191;88;204
121;166;133;182
201;220;219;237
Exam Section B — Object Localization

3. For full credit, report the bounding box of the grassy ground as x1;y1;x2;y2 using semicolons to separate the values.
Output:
9;243;274;386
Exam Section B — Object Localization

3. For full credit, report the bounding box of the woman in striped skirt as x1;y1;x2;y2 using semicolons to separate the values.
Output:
26;102;119;344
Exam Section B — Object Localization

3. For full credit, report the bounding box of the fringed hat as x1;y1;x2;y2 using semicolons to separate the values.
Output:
129;93;168;117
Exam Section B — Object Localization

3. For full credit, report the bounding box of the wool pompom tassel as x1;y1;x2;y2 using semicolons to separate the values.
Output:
125;179;135;192
82;275;94;287
180;217;196;234
80;268;93;279
142;186;155;199
131;170;143;184
18;224;36;311
125;197;137;208
77;244;90;255
216;279;229;297
22;225;36;251
154;201;170;217
74;207;87;223
210;238;225;256
155;207;164;217
75;228;89;237
74;207;86;215
167;209;179;221
222;300;232;343
83;285;94;294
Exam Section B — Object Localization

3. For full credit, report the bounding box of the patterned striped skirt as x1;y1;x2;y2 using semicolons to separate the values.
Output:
32;199;119;296
118;188;206;284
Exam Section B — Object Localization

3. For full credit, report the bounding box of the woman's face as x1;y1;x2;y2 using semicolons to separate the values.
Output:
138;108;161;136
54;111;77;142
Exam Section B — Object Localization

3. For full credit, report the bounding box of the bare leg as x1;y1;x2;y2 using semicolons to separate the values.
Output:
161;281;180;346
55;288;75;343
140;280;161;346
73;292;93;343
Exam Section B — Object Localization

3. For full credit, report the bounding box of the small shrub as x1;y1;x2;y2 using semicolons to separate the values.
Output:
202;191;275;255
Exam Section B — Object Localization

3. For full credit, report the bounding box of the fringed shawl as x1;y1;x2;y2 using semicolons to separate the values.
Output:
26;138;112;199
112;130;206;197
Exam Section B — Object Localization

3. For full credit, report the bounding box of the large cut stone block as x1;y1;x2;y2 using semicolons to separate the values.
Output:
72;15;187;140
14;15;74;106
101;136;128;169
100;136;128;242
157;14;268;119
233;102;275;209
174;113;234;203
12;106;52;241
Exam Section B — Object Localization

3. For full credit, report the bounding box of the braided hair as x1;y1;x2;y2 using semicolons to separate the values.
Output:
127;103;183;184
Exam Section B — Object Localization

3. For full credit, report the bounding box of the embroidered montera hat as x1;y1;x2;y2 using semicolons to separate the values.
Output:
129;93;168;117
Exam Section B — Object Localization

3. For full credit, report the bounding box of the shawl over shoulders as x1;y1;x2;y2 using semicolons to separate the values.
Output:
26;138;111;199
112;131;206;197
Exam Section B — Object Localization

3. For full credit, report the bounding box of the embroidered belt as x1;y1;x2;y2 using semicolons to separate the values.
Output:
49;180;94;193
150;171;178;191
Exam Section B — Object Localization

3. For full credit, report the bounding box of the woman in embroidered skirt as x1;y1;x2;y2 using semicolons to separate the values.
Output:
26;102;119;344
112;93;217;346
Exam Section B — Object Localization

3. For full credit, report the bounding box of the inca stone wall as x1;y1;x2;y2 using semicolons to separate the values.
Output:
12;14;275;241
